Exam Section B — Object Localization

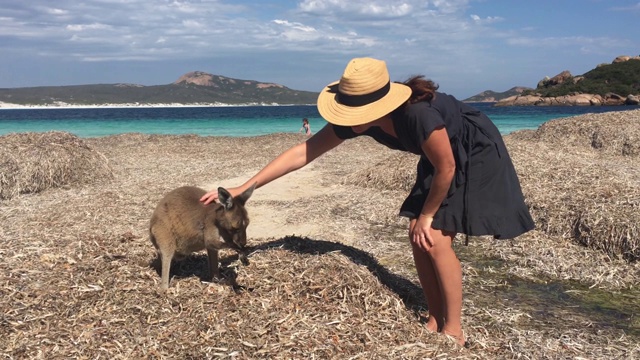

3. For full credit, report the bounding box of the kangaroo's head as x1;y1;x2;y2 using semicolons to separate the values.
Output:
216;183;256;249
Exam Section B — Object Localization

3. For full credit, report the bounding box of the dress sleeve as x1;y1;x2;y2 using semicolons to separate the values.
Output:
331;124;359;140
405;103;446;147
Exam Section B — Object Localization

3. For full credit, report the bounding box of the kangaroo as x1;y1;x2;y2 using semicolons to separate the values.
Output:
149;184;255;289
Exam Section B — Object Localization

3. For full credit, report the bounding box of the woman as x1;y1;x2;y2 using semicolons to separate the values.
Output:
299;118;312;136
201;57;534;346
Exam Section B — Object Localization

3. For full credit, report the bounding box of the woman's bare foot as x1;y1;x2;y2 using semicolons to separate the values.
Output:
425;317;439;333
443;330;468;348
419;313;442;333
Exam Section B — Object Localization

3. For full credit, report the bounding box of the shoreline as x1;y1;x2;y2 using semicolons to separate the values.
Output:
0;101;315;110
3;98;638;111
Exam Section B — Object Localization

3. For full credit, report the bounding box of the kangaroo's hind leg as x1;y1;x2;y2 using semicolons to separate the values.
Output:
159;250;174;290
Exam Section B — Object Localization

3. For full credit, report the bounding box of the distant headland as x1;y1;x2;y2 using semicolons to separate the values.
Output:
465;55;640;106
0;71;319;108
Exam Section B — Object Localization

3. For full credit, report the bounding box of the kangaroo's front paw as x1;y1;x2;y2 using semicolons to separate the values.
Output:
239;252;250;266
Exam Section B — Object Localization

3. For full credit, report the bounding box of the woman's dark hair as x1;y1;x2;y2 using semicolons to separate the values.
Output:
403;75;439;104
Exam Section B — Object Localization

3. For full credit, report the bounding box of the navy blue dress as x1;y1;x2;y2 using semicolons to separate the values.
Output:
332;92;535;239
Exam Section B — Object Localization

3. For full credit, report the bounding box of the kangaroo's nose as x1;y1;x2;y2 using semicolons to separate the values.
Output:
234;232;247;247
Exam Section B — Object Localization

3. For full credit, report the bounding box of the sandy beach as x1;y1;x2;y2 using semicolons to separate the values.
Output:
1;110;639;358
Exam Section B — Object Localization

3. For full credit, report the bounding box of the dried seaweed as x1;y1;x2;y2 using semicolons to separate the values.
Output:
0;131;113;200
1;119;638;359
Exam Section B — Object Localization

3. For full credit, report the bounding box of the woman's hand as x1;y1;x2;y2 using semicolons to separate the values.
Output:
200;186;243;205
411;215;435;252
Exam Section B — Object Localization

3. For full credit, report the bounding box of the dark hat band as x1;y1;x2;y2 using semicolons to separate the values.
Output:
337;81;390;107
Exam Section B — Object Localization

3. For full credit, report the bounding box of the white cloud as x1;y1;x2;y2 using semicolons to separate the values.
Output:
297;0;472;19
269;19;378;47
66;23;113;31
181;20;205;29
298;0;415;18
45;8;69;15
470;14;504;25
273;19;317;33
0;0;486;63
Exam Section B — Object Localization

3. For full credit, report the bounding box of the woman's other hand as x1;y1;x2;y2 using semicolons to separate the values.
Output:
411;215;435;252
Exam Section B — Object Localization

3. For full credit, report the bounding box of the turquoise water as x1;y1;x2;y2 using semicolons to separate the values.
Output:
0;104;637;138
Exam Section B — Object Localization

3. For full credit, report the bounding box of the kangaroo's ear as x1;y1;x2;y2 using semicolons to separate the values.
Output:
218;187;233;210
236;182;256;206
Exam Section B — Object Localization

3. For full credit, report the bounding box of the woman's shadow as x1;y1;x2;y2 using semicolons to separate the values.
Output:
150;235;427;314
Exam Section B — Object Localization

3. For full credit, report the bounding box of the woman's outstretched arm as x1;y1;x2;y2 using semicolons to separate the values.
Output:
201;123;343;204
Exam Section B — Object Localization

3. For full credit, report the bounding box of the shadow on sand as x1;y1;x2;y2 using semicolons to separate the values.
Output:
150;235;426;313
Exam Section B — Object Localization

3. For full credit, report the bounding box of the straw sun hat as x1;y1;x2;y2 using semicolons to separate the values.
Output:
317;57;412;126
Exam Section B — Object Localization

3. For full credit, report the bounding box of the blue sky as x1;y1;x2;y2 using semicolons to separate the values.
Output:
0;0;638;99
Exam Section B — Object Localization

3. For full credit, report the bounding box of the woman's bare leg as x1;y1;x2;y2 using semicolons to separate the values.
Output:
410;219;444;332
427;228;465;345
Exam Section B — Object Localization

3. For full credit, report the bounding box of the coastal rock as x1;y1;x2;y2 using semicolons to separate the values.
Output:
603;93;625;106
516;95;543;105
505;93;640;107
561;94;600;106
536;77;550;89
613;55;631;63
549;70;573;86
174;71;219;87
495;94;605;106
256;83;284;89
612;55;640;63
625;94;639;105
538;70;573;88
495;95;540;106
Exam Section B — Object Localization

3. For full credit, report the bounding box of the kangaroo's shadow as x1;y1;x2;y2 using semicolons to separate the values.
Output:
149;253;245;291
251;235;427;314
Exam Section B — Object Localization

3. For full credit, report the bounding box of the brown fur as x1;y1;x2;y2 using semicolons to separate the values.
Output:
149;184;255;289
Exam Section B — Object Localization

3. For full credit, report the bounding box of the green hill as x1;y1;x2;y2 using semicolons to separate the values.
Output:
463;87;533;102
0;72;319;106
524;58;640;97
465;56;640;104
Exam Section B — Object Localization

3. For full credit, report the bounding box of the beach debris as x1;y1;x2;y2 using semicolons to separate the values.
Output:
0;131;112;200
0;131;637;358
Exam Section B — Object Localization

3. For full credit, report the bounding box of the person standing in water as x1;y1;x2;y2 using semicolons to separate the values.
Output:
299;118;312;136
201;58;534;347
